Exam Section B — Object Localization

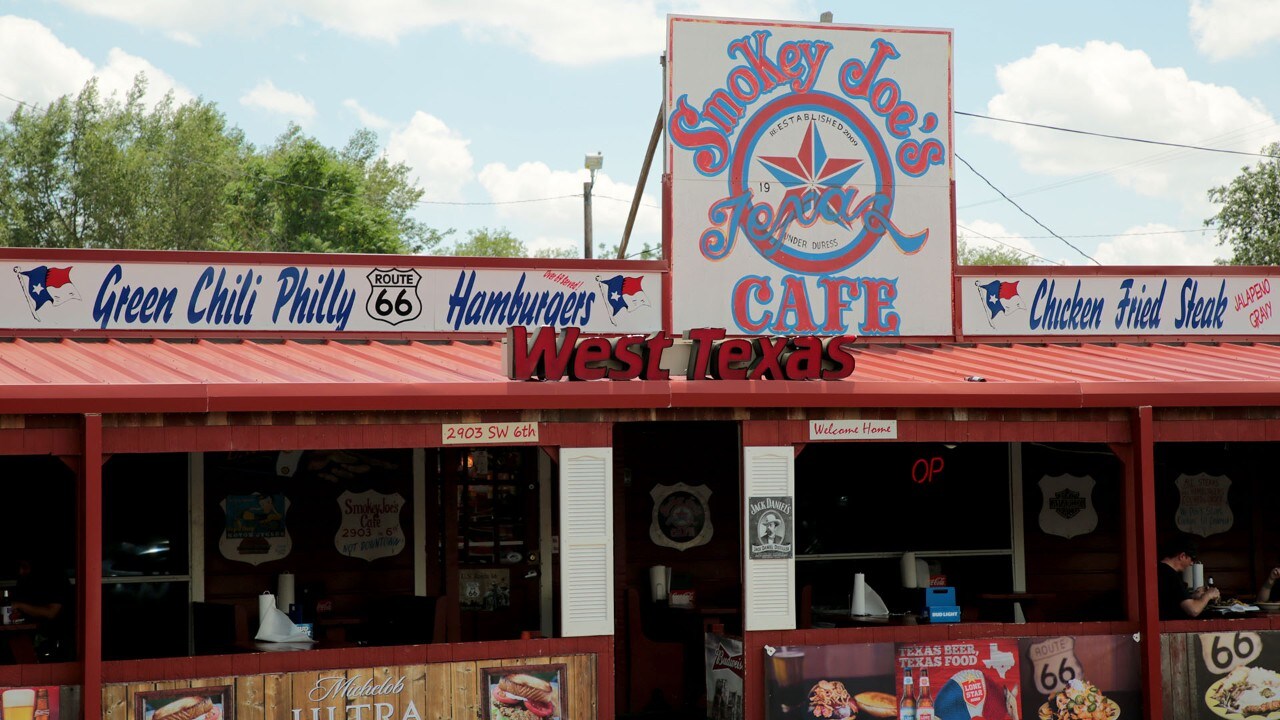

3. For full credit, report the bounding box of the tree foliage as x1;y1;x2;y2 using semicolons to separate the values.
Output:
441;227;577;258
1206;143;1280;265
0;76;446;254
957;236;1033;265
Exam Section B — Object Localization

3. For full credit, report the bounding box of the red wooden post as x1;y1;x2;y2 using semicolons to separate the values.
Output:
80;413;103;720
1133;407;1161;720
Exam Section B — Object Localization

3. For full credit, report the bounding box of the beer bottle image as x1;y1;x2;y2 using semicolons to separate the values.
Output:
916;669;935;720
898;669;917;720
34;688;50;720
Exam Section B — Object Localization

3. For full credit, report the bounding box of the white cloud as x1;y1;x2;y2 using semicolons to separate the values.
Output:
0;16;190;109
386;111;474;202
342;98;390;130
478;161;661;255
1092;224;1225;265
51;0;810;64
1190;0;1280;60
239;80;316;122
53;0;292;43
982;41;1279;216
96;48;193;106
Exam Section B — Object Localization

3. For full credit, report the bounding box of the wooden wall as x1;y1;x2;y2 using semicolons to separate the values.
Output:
101;655;596;720
1021;442;1126;621
202;450;417;624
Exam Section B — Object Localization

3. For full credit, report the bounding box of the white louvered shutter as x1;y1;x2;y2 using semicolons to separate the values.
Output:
744;446;796;631
559;447;615;637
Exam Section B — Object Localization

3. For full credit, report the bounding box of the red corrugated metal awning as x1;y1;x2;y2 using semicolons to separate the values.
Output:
3;338;1280;414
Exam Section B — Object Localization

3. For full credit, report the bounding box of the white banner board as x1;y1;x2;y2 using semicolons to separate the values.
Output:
666;16;954;337
4;260;662;334
961;274;1277;336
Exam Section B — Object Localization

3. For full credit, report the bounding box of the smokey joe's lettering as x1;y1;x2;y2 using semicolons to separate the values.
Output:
506;326;856;382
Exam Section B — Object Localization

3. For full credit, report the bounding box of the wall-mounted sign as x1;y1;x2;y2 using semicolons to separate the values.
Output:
651;483;714;551
442;422;539;446
460;569;511;612
335;490;405;561
1175;473;1234;537
809;419;897;440
506;326;856;381
748;496;794;559
961;273;1279;336
1;259;661;334
220;493;291;565
1038;475;1098;539
666;16;954;337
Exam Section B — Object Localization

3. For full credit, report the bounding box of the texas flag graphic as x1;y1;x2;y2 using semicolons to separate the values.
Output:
976;279;1023;328
14;265;82;320
595;274;650;325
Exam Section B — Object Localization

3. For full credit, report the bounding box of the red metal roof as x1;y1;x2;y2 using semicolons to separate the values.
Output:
2;337;1280;414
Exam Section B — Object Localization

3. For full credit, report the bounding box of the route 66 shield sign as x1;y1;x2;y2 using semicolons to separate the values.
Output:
366;268;423;326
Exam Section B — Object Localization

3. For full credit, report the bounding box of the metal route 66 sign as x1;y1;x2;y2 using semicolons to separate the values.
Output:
365;268;423;326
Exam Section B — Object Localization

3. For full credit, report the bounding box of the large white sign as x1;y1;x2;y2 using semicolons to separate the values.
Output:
666;16;954;336
4;260;662;333
962;274;1278;336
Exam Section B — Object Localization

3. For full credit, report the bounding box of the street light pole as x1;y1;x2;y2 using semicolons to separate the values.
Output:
584;152;603;259
583;179;594;259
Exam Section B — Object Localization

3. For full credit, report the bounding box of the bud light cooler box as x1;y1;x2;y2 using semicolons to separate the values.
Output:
922;586;960;623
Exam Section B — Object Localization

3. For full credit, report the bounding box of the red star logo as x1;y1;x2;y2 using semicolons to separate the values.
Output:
757;120;863;229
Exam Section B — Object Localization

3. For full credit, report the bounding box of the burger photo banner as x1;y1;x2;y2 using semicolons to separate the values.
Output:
136;687;230;720
482;665;566;720
666;15;954;337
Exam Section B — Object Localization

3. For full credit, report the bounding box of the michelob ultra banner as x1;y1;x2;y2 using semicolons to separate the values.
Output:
666;16;954;337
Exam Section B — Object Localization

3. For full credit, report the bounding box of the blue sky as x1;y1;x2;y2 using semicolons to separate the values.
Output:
2;0;1278;265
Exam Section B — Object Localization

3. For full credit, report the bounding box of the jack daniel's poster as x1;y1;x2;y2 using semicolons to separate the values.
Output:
749;496;793;560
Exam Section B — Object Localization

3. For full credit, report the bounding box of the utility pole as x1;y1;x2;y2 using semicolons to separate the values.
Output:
584;152;603;259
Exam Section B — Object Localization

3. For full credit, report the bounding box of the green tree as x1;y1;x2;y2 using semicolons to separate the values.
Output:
0;76;446;254
957;236;1033;265
0;76;246;250
597;240;659;260
221;124;445;254
440;227;576;258
1206;143;1280;265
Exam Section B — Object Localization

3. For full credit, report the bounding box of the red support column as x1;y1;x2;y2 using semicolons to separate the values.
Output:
1133;407;1161;720
79;414;103;720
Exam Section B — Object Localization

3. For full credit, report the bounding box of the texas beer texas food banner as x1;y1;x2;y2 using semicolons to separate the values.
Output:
666;16;953;337
1;259;662;334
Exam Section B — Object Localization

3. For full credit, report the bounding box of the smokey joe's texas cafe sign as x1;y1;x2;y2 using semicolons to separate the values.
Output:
666;16;953;337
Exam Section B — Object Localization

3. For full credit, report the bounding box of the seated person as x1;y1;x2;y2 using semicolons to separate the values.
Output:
1158;536;1219;618
11;556;72;661
1258;566;1280;602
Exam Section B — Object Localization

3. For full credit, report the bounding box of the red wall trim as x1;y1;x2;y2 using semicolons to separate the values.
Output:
80;414;103;720
742;418;1130;447
101;422;610;454
0;428;80;456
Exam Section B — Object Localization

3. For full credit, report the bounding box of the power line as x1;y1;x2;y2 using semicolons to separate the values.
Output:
956;153;1100;266
957;223;1063;266
958;111;1280;159
974;227;1210;240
